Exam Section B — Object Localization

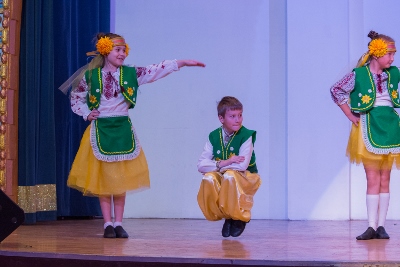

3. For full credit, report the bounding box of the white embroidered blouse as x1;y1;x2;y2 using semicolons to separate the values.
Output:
70;59;179;120
330;69;399;107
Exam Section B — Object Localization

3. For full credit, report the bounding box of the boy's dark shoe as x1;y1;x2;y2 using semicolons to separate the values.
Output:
230;220;246;237
114;226;129;238
356;227;376;240
375;226;390;239
103;225;116;238
222;219;232;237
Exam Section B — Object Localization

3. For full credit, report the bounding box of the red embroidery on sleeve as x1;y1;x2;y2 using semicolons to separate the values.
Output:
330;72;355;105
76;79;87;92
136;67;146;78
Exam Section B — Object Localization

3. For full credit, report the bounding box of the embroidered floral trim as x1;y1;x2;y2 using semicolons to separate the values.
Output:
90;117;141;162
361;95;372;104
330;72;355;105
136;67;146;78
392;90;398;99
89;95;97;104
368;39;388;58
218;127;238;160
361;114;400;154
127;87;134;96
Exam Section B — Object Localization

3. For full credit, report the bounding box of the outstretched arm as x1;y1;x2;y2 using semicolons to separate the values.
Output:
177;59;206;68
136;59;205;86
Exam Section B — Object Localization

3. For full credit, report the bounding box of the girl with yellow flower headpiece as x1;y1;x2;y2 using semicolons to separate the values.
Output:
66;32;205;239
330;30;400;241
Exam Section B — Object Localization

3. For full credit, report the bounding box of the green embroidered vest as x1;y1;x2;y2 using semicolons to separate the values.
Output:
86;66;139;110
350;66;400;112
209;126;258;173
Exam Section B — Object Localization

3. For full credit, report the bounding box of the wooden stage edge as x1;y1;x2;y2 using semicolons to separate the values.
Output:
2;219;400;267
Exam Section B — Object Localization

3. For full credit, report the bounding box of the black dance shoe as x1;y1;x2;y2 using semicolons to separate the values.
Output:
114;226;129;238
222;219;232;237
375;226;390;239
356;227;376;240
230;220;247;237
103;225;116;238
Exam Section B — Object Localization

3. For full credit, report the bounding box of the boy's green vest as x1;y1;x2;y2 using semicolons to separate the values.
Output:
350;65;400;112
209;126;258;173
85;66;139;110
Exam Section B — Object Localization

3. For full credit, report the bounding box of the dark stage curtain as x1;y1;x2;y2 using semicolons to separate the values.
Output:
19;0;110;224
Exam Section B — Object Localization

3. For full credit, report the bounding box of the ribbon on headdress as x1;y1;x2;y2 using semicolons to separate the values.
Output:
356;52;371;68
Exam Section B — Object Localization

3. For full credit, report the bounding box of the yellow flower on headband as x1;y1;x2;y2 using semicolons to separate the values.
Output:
96;37;114;56
368;39;388;58
125;43;130;56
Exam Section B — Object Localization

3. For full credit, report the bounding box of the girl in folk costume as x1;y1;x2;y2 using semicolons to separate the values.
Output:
64;32;205;238
330;30;400;240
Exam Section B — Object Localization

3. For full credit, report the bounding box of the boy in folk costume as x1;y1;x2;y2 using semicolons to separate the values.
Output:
331;30;400;240
63;32;205;238
197;96;261;237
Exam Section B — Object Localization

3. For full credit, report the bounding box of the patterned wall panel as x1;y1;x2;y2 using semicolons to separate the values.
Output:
0;0;22;202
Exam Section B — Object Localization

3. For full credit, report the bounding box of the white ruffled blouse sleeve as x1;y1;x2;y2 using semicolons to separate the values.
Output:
70;76;92;120
330;72;355;106
136;59;179;86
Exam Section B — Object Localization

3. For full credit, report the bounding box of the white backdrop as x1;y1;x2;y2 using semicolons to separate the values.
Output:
112;0;400;220
113;0;270;219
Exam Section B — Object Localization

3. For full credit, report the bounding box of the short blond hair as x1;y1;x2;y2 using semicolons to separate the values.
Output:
217;96;243;117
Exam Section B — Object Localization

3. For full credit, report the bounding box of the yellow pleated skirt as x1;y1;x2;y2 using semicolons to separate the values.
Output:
197;170;261;222
347;119;400;170
67;125;150;196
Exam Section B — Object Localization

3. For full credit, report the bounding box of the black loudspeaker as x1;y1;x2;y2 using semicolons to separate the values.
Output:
0;190;24;243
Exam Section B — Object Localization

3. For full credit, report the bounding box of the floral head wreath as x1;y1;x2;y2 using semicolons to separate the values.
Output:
356;38;396;68
95;36;130;56
368;38;396;58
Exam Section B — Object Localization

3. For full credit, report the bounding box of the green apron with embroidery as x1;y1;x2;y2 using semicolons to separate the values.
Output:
364;106;400;150
94;116;135;156
85;66;140;160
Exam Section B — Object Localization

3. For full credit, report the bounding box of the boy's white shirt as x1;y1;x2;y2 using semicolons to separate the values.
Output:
197;136;253;174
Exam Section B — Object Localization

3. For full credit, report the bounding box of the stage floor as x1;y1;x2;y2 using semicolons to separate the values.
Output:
1;219;400;266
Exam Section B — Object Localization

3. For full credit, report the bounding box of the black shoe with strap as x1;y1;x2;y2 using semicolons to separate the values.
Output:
221;219;232;237
375;226;390;239
356;227;376;240
103;225;116;238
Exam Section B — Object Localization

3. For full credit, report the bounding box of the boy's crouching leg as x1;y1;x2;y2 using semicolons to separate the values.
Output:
197;172;225;221
219;170;261;236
